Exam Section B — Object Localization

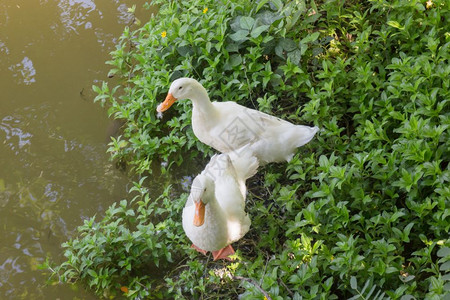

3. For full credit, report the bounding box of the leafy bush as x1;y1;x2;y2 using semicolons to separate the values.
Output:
50;0;449;299
46;181;184;299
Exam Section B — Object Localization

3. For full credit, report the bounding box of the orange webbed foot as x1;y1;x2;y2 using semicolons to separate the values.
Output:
212;245;235;261
191;244;208;255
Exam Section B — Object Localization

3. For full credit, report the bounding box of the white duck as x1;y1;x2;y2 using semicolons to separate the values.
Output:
182;148;258;260
157;78;319;164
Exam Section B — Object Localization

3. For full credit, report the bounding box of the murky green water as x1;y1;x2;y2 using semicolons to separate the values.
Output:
0;1;154;299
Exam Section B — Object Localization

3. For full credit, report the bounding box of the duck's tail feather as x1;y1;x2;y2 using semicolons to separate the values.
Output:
296;125;319;147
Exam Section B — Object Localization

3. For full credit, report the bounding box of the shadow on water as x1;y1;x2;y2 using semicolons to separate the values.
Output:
0;1;168;299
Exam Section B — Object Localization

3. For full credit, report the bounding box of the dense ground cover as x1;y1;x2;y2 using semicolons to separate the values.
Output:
47;0;449;299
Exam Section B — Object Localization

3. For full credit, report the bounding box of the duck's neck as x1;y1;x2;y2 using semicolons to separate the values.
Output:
190;84;216;115
204;194;226;228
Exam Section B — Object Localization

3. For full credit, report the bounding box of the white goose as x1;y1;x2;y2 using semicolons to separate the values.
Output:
182;148;258;260
157;78;319;164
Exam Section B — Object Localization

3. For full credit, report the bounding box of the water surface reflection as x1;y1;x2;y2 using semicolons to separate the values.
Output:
8;56;37;85
0;1;153;299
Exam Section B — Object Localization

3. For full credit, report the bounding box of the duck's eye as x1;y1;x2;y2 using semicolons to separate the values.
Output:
179;86;183;90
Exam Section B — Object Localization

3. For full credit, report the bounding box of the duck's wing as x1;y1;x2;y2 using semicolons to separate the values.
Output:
228;144;259;180
212;102;292;147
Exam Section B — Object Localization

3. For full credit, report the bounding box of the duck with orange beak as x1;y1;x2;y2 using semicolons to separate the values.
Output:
182;150;258;261
157;78;318;165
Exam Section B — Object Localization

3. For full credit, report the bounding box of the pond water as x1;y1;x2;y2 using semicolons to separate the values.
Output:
0;1;155;299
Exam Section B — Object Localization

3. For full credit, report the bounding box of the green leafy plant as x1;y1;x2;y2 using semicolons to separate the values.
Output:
47;0;450;298
349;276;386;300
45;181;190;299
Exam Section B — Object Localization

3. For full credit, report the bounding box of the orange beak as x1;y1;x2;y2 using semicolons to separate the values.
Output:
156;93;177;113
193;201;205;227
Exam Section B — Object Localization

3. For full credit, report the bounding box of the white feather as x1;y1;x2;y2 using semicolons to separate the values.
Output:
182;152;257;252
159;78;319;165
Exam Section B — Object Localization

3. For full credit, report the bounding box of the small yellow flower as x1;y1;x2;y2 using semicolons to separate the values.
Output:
161;31;167;38
426;0;433;9
203;7;208;14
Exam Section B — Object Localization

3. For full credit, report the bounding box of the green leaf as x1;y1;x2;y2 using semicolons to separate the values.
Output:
179;24;189;36
256;0;270;12
87;269;98;278
92;84;102;94
255;10;282;25
230;54;242;67
300;32;320;44
387;20;404;30
250;25;270;38
279;38;297;51
440;261;450;271
350;276;358;290
225;42;239;52
270;0;283;10
240;16;255;30
229;30;249;41
287;49;302;65
437;247;450;258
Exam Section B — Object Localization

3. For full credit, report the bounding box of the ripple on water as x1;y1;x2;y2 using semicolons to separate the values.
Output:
0;104;127;299
0;115;33;154
8;57;36;85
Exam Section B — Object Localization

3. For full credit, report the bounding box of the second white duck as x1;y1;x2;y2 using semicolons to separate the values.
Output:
157;78;319;164
182;149;258;261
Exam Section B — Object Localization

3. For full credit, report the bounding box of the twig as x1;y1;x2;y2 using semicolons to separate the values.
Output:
200;253;212;300
232;275;272;300
260;255;270;286
278;278;294;297
166;255;190;277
